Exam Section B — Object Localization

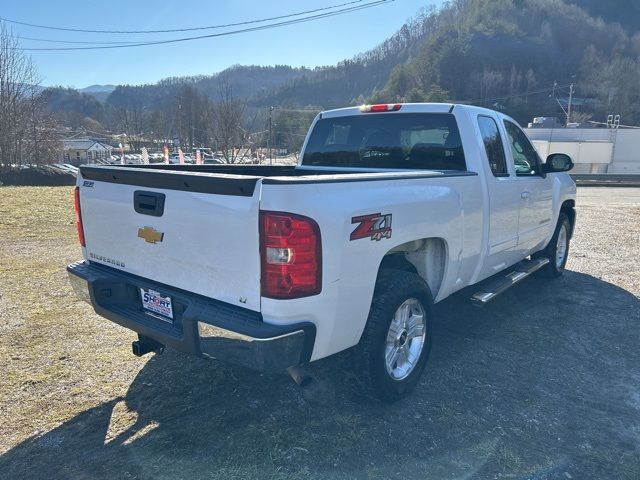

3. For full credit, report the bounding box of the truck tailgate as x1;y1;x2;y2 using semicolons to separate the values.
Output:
78;167;262;312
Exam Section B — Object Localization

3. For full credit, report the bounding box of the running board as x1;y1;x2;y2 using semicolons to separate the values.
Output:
471;257;550;306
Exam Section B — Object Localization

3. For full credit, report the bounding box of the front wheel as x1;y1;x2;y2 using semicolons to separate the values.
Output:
536;212;571;277
351;270;433;402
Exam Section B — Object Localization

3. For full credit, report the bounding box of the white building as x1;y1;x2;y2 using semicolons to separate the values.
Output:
524;128;640;174
62;139;113;165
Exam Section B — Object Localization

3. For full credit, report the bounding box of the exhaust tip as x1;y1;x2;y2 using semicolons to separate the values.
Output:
287;365;314;388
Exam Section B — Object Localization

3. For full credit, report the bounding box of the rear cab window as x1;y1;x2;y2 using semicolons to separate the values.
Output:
477;115;508;177
302;113;467;171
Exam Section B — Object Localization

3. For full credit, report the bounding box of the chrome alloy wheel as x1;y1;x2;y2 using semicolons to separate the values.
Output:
556;223;568;268
385;298;427;381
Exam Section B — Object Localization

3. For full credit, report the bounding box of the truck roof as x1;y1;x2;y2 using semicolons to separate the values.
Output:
319;103;508;116
319;102;518;126
320;102;455;118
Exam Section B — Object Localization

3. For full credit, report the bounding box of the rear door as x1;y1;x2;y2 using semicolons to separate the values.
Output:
78;167;262;311
476;114;520;257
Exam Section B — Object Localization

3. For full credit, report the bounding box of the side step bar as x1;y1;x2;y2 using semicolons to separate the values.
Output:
471;257;550;306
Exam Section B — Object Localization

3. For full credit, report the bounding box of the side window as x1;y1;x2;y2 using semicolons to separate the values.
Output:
503;120;541;176
477;115;508;176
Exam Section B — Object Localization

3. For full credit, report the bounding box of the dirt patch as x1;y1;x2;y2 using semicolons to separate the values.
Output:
0;187;639;480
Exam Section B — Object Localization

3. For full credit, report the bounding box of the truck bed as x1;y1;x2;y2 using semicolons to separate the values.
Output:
76;162;477;317
80;164;477;196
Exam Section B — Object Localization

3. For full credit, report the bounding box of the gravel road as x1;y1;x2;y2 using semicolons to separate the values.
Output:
0;186;638;480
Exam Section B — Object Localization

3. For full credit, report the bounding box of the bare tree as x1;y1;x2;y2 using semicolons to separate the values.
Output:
172;85;210;149
0;23;60;170
208;81;247;163
272;109;317;158
108;100;146;152
25;87;61;165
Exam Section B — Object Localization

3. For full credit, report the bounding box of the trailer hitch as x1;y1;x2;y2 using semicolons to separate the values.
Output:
132;334;165;357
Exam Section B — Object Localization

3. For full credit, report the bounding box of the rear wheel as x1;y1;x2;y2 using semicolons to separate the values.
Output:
536;212;571;277
351;270;433;402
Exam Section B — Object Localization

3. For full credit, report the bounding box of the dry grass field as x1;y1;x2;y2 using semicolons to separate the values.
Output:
0;186;639;480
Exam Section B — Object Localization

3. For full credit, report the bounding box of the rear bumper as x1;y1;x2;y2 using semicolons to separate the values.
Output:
67;261;315;372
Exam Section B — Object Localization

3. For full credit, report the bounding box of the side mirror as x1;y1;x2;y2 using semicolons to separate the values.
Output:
544;153;573;173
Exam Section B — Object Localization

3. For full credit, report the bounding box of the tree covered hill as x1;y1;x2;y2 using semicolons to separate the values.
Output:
44;0;640;135
567;0;640;33
43;65;310;126
374;0;640;123
106;64;312;111
251;8;438;108
262;0;640;124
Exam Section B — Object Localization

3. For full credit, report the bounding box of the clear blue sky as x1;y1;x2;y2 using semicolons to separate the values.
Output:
2;0;439;88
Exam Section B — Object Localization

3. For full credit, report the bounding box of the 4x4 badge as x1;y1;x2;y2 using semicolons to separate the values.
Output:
350;213;392;241
138;226;164;244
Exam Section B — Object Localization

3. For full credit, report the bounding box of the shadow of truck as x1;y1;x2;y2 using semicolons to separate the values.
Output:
1;271;639;480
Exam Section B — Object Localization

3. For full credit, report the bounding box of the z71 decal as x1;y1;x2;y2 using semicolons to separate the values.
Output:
350;213;392;241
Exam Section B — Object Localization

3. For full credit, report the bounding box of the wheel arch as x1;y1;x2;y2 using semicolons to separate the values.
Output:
377;237;448;300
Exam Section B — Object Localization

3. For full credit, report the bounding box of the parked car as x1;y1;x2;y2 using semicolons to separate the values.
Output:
68;103;576;401
51;163;78;175
203;157;225;165
62;164;79;173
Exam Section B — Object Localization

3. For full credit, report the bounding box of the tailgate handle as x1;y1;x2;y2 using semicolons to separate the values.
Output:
134;191;165;217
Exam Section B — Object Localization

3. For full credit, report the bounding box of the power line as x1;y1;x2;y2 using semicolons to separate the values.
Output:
275;108;322;113
13;0;394;51
2;0;365;34
458;84;572;105
18;36;142;45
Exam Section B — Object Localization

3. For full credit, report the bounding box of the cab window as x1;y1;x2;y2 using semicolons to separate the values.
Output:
302;113;467;171
477;115;508;177
503;120;541;176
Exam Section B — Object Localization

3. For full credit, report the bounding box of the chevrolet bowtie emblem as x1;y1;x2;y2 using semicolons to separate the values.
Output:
138;226;164;244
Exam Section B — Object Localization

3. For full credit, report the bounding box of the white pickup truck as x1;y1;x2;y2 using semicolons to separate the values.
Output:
68;103;576;401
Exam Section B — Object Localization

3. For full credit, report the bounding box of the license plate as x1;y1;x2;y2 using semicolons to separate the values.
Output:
140;288;174;321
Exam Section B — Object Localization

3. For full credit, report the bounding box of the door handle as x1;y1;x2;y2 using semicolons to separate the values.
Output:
134;191;166;217
521;191;531;199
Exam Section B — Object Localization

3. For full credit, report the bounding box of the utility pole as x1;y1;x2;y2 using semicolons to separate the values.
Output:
191;101;195;151
609;114;617;168
268;106;274;165
567;83;574;125
177;103;182;153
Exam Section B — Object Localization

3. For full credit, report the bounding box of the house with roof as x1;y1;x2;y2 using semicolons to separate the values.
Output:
62;138;113;165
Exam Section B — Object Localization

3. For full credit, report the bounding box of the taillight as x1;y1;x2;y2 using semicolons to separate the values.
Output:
360;103;402;113
74;186;85;247
260;211;321;299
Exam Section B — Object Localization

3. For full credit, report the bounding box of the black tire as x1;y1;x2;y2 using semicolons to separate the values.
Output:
535;212;571;278
351;270;433;403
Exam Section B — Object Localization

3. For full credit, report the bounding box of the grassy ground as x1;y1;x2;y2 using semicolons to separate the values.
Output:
0;186;639;480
